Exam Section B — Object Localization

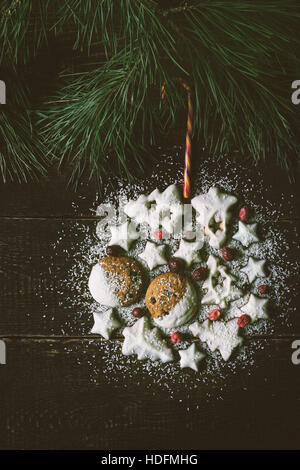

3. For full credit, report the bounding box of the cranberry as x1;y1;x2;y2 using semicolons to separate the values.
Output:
192;267;207;281
238;314;250;328
106;245;121;256
132;307;144;318
153;229;163;241
258;285;267;295
239;207;249;221
171;332;181;343
184;231;196;241
222;247;233;261
168;257;184;273
209;309;221;321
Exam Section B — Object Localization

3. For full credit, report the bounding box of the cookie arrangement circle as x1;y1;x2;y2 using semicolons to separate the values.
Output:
88;183;273;372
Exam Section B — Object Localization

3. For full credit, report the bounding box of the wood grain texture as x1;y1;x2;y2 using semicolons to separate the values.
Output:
0;337;299;450
0;149;299;450
0;217;299;336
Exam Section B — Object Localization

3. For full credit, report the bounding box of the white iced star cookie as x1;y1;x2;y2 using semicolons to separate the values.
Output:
202;255;241;308
173;238;204;266
109;220;139;251
240;294;268;323
190;318;243;361
91;308;121;340
241;257;266;283
124;184;183;234
122;316;174;363
191;187;237;248
179;343;205;372
138;241;167;270
148;184;183;234
123;194;149;224
233;221;259;247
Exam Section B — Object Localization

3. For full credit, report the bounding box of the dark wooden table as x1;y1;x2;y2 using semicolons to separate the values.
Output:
0;147;299;450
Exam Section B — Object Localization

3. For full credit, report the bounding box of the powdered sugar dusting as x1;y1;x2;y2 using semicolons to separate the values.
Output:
49;149;299;397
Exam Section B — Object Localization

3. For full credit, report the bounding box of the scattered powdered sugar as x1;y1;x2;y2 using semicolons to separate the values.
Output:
49;148;299;397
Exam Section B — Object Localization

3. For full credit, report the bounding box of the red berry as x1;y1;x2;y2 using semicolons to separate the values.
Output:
171;332;181;343
132;307;144;318
258;284;267;294
168;257;184;273
184;231;196;241
154;229;163;240
209;309;221;321
222;247;233;261
106;245;121;256
239;207;249;221
238;314;250;328
192;267;207;281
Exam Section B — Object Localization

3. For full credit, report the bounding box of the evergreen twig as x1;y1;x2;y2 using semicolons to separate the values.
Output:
0;0;299;184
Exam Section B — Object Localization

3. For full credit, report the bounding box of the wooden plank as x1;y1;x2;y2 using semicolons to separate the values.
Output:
0;218;299;336
0;337;298;449
0;148;298;218
0;217;299;336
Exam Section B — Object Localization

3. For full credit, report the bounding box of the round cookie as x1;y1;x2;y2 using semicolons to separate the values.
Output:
145;273;197;328
89;256;144;307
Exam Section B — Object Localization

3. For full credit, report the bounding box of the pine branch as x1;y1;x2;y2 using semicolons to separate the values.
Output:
0;0;299;184
0;110;47;182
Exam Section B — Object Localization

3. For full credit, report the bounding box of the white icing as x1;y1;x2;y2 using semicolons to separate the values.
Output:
241;257;266;283
124;194;149;224
233;221;259;247
124;184;183;234
190;319;243;361
202;255;241;307
138;241;167;270
179;343;205;372
109;220;139;251
153;280;197;328
88;263;120;307
240;294;268;323
173;238;204;266
122;317;174;363
191;187;237;248
91;308;121;340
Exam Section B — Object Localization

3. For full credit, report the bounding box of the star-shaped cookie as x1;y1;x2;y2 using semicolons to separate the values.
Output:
233;221;259;247
240;294;268;322
190;319;243;361
202;255;241;307
91;308;121;340
122;317;174;363
124;184;183;234
191;187;237;248
138;241;167;270
179;343;205;372
124;194;149;224
173;239;203;266
241;257;266;283
109;220;140;251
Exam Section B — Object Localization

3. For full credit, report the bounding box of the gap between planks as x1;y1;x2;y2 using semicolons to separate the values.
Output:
0;335;297;342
